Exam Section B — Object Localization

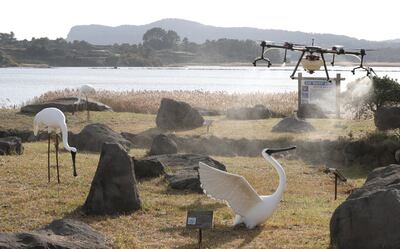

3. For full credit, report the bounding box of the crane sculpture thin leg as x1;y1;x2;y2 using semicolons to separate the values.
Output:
55;135;60;184
47;134;51;183
86;95;90;121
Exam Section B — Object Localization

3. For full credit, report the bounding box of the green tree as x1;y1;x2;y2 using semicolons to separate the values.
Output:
142;28;180;50
143;27;167;50
163;30;180;49
0;32;16;45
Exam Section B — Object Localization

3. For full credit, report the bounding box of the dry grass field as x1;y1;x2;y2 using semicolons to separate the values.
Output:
30;89;298;116
0;109;374;248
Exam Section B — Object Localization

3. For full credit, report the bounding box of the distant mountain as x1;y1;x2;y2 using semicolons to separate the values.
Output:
67;18;400;49
384;39;400;43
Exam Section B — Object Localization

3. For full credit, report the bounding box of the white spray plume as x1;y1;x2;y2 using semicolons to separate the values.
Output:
346;76;373;99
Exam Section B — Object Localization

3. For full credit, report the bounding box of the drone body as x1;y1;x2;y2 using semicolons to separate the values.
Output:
253;40;376;80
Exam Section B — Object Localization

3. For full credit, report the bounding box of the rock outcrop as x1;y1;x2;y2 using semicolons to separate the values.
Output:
149;134;178;155
272;117;315;133
156;98;204;130
0;129;37;142
140;154;226;192
132;157;165;178
0;219;106;249
70;123;131;152
330;164;400;249
83;143;141;215
20;97;112;114
374;107;400;130
0;136;23;155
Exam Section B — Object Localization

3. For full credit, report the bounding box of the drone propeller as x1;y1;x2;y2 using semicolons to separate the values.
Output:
349;48;376;51
332;45;344;49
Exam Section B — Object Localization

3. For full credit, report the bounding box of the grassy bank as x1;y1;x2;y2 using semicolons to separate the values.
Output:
0;110;375;248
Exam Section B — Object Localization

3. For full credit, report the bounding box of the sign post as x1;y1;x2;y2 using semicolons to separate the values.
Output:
295;73;344;118
186;210;213;249
324;167;347;200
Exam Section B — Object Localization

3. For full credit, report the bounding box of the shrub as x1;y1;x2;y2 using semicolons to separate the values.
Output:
343;76;400;119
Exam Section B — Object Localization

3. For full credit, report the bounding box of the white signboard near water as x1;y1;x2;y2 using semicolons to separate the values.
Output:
301;79;337;113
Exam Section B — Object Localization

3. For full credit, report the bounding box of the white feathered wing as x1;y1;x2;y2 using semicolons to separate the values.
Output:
198;162;262;216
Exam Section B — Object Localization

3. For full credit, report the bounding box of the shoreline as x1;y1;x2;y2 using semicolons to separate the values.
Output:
2;62;400;68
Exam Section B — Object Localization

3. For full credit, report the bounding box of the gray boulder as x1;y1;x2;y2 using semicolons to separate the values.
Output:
0;219;106;249
374;107;400;130
70;123;131;152
330;164;400;249
194;107;220;116
297;104;327;119
0;136;23;155
20;97;112;114
143;154;226;192
272;117;315;133
132;157;165;178
226;105;280;120
0;129;36;142
395;149;400;163
83;143;141;215
121;132;154;148
156;98;204;130
149;134;178;155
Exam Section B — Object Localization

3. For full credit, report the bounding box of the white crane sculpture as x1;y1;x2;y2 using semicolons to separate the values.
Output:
76;84;96;120
33;107;77;183
198;146;296;229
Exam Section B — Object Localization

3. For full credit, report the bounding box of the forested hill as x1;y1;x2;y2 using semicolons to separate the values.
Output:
67;18;400;50
2;22;400;67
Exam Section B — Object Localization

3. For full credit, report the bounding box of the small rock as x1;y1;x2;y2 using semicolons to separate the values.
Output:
121;132;154;148
0;137;23;155
272;117;315;133
70;123;131;152
143;153;226;192
0;219;106;249
149;134;178;155
374;107;400;130
156;98;204;130
395;149;400;163
20;97;112;114
132;157;165;178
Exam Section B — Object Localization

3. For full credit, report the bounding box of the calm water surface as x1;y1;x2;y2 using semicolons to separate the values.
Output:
0;66;399;107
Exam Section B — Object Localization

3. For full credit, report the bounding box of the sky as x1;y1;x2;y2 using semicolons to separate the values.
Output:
1;0;399;41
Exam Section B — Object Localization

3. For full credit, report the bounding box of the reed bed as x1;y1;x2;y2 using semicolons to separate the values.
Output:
32;89;297;115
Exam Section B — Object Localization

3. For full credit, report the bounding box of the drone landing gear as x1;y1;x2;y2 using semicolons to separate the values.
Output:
253;41;272;67
351;66;376;77
253;57;271;67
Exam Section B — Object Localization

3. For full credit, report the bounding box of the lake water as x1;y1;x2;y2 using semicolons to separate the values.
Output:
0;66;399;107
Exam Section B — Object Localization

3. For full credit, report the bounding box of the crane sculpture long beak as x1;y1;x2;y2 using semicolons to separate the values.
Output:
71;151;77;177
264;146;296;156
